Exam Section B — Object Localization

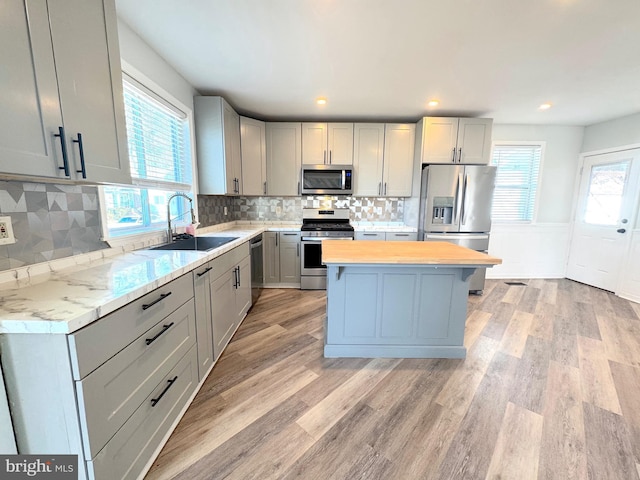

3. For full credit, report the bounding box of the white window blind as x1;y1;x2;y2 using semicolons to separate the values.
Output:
122;74;192;190
490;144;542;222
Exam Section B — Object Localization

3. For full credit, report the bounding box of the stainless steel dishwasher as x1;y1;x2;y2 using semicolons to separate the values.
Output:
250;234;263;306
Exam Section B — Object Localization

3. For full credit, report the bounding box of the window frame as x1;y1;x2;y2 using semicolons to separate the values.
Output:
99;62;199;243
489;141;546;224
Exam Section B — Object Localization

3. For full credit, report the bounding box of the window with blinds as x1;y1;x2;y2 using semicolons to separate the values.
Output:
101;75;193;238
490;144;543;222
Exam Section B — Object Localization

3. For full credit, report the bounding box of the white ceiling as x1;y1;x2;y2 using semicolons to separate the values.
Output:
115;0;640;126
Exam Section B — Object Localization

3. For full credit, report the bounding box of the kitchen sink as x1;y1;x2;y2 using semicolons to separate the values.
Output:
150;236;238;251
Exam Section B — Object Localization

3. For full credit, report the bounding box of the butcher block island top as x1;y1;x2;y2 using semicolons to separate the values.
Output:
322;240;502;267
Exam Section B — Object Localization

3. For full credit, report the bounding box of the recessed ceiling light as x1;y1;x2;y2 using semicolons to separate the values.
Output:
428;100;439;107
539;103;552;110
316;97;327;105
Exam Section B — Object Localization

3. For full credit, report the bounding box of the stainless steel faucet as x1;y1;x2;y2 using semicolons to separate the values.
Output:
167;193;196;242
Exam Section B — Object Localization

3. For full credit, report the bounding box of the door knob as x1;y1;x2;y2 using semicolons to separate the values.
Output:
617;228;626;233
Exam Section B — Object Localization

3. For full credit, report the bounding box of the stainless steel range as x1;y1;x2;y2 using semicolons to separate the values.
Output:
300;208;354;290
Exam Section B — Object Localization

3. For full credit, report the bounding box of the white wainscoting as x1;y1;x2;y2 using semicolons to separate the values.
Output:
487;223;570;279
618;229;640;303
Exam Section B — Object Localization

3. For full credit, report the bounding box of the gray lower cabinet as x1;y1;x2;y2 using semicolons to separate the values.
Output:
0;273;199;480
194;242;252;362
355;231;417;241
263;231;301;287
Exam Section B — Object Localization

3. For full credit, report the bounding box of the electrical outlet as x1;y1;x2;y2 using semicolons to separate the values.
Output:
0;216;16;245
224;206;228;216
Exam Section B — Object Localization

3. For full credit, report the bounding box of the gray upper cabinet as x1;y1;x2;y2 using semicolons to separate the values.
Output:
195;97;243;195
266;122;302;196
302;123;354;165
0;0;130;184
240;116;267;196
416;117;493;165
353;123;415;197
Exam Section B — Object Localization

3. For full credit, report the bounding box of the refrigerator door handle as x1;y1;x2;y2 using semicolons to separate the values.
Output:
454;173;463;224
461;174;469;225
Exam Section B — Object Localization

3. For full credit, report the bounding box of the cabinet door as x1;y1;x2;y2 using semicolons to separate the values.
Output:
210;269;237;360
240;117;266;195
383;124;415;197
457;118;493;164
327;123;354;165
302;123;327;165
352;124;385;196
279;232;301;284
263;232;280;284
223;100;242;194
355;232;385;241
193;265;214;381
0;0;65;179
421;117;460;164
266;123;302;196
235;256;252;324
48;0;130;184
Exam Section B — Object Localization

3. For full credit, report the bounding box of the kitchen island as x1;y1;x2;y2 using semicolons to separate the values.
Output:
322;241;501;358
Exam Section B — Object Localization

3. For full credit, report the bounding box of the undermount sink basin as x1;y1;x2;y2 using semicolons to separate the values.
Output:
150;236;238;252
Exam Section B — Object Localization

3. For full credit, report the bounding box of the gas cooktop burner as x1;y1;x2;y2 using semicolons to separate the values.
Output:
301;222;354;232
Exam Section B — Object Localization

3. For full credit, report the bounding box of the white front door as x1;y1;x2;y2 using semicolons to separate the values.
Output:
566;149;640;292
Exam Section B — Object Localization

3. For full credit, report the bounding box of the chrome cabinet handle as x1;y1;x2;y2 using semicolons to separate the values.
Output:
451;148;456;163
55;126;70;176
384;183;387;195
329;150;332;164
297;243;300;257
151;376;178;407
324;150;327;164
145;322;174;346
263;181;267;195
298;181;301;195
458;148;462;163
378;182;382;196
73;133;87;179
142;292;172;310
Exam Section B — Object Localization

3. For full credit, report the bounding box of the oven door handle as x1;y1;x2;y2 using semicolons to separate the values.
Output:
301;237;353;242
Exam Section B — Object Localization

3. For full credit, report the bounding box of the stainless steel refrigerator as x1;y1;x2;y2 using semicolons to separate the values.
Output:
418;164;497;293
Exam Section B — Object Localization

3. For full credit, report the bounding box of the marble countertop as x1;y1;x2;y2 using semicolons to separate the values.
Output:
0;225;283;335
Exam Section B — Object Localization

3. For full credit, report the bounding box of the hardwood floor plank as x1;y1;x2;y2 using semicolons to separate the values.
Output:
485;402;544;480
464;309;492;349
435;335;500;417
171;396;310;480
609;293;640;320
609;360;640;427
550;314;579;368
576;302;601;340
583;402;639;480
338;445;395;480
435;352;520;480
146;364;319;480
577;335;622;414
597;314;640;367
539;279;558;305
296;357;401;440
499;310;534;358
518;286;541;313
538;361;587;480
502;284;527;304
530;305;554;341
509;335;551;414
482;301;517;341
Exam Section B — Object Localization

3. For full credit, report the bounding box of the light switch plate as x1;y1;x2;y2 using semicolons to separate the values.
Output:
0;216;16;245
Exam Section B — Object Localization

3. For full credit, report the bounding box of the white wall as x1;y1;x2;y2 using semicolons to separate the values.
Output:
487;125;584;278
117;19;198;109
581;112;640;153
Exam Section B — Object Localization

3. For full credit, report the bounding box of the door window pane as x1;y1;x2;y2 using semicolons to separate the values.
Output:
584;161;629;225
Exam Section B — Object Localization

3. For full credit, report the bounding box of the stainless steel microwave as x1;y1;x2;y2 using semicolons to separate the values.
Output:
301;165;353;195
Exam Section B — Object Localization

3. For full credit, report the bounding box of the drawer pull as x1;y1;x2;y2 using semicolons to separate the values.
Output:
145;322;175;346
151;376;178;407
142;292;172;310
197;267;213;277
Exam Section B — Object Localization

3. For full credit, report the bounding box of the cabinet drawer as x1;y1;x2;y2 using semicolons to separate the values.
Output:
386;232;418;241
69;273;193;380
76;299;196;458
88;344;199;480
209;241;250;282
355;232;385;241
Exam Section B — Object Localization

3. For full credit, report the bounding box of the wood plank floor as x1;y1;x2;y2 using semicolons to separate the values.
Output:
145;279;640;480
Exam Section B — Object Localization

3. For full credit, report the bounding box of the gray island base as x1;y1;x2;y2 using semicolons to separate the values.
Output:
321;240;502;359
